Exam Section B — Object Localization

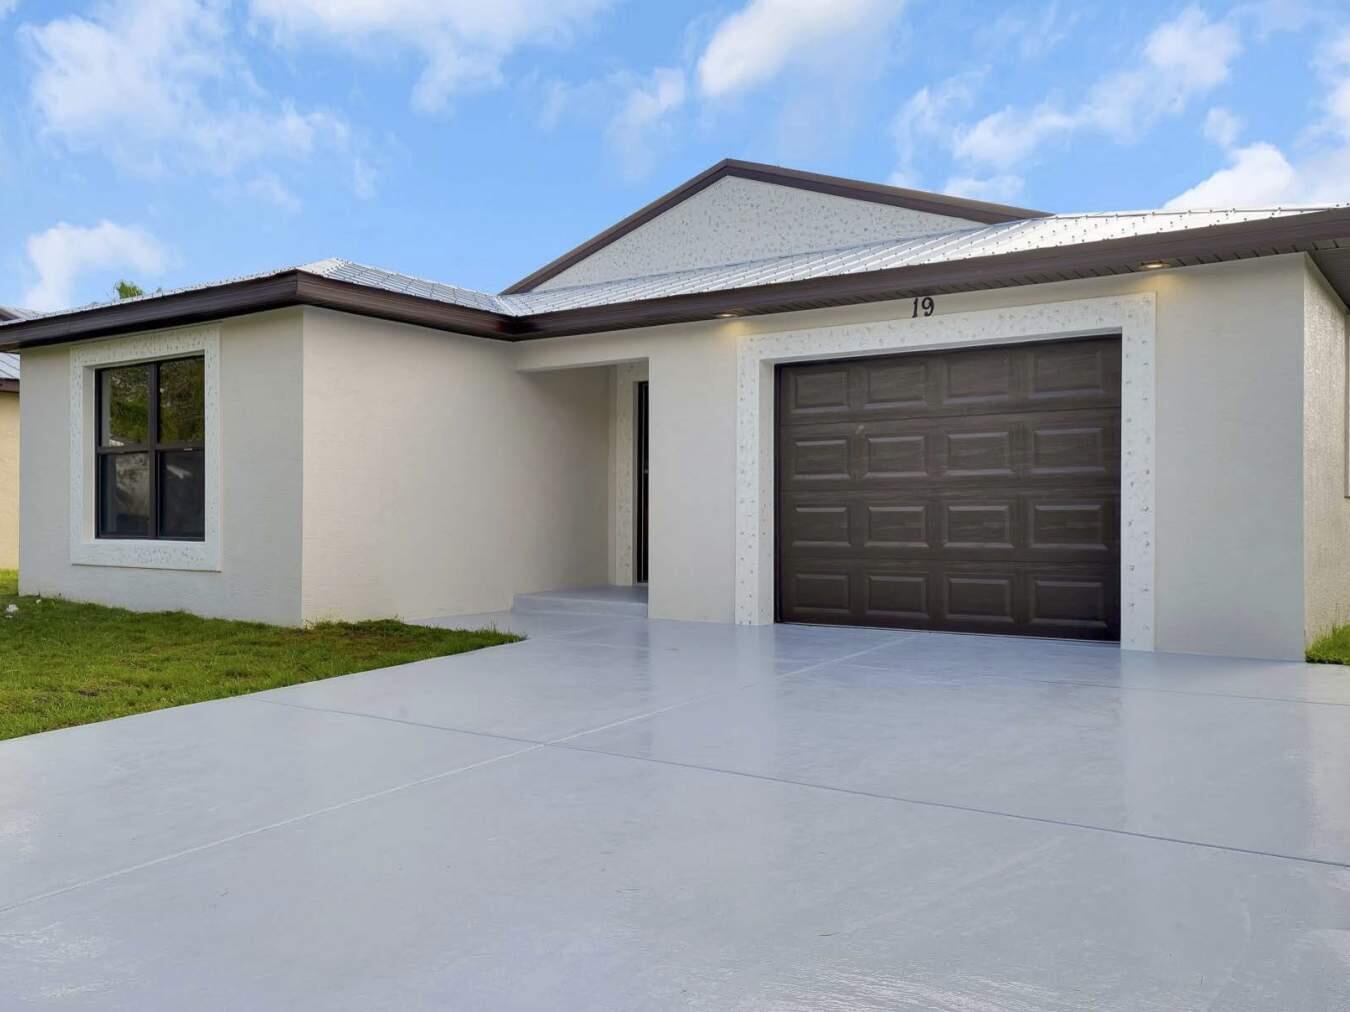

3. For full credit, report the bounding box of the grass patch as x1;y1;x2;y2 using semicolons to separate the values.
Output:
0;570;520;740
1306;625;1350;664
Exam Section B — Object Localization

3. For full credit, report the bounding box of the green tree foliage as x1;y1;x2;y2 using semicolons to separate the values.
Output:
114;280;145;299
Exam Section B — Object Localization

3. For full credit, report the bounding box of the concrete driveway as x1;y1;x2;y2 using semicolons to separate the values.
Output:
4;611;1350;1010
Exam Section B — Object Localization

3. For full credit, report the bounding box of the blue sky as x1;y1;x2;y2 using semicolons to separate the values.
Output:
0;0;1346;312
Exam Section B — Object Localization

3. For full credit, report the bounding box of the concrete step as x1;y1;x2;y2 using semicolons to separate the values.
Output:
512;585;649;618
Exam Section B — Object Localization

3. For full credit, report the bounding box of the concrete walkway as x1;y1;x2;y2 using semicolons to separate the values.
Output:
3;611;1350;1009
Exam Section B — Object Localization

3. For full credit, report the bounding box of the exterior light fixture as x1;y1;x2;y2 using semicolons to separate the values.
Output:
715;310;744;318
1138;260;1170;270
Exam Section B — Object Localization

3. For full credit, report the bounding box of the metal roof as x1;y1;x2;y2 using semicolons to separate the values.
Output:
503;207;1342;312
2;205;1337;332
318;205;1350;316
0;353;18;382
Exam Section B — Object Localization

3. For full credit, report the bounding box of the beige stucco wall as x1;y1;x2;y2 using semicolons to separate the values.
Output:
1302;264;1350;639
520;253;1317;659
15;253;1337;657
19;310;306;622
0;390;17;570
519;326;741;624
299;307;610;622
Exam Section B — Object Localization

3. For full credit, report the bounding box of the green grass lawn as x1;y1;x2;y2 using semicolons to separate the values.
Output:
0;570;520;740
1306;626;1350;664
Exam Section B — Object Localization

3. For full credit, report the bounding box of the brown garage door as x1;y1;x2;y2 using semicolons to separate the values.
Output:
776;337;1121;640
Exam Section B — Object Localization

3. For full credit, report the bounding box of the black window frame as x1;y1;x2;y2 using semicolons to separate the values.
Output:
94;355;206;542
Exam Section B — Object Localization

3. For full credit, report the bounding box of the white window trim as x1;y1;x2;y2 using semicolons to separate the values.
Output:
69;325;222;571
735;293;1157;650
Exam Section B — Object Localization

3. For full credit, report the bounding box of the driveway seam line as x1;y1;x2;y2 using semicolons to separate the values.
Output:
0;743;547;916
549;741;1350;872
547;639;910;746
251;697;545;746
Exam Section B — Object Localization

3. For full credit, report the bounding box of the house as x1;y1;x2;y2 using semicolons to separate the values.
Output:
0;308;25;570
2;159;1348;660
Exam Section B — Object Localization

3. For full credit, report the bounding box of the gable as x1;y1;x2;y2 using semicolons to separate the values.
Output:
531;175;989;291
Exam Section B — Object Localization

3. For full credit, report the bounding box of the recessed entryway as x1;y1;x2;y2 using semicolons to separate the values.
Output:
775;336;1122;639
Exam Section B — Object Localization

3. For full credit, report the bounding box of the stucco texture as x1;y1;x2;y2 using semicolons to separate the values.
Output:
1302;264;1350;639
20;310;305;622
299;308;611;622
17;253;1344;659
537;175;982;290
0;390;17;569
520;253;1321;660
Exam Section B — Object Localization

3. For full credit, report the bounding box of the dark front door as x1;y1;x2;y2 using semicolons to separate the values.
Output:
635;380;649;585
776;337;1121;640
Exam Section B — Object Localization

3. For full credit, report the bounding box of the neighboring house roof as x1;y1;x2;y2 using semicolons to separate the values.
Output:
2;162;1349;351
0;310;25;390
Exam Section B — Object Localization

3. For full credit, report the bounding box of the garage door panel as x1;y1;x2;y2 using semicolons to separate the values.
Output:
1027;498;1117;554
783;431;853;482
1028;340;1120;401
942;502;1016;551
783;503;853;549
864;503;929;549
942;428;1017;478
941;347;1016;407
1028;572;1116;634
943;571;1018;626
778;337;1121;640
862;360;929;411
1028;413;1119;476
863;571;931;623
780;559;857;623
783;366;850;417
862;432;928;479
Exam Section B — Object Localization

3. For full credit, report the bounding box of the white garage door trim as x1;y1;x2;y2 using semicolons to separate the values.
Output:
735;293;1157;650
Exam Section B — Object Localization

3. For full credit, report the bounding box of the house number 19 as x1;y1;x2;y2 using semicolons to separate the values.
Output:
911;296;935;318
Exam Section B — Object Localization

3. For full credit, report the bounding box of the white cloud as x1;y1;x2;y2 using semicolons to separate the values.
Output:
1204;107;1243;148
607;67;686;181
891;73;982;181
1167;28;1350;208
979;2;1079;63
952;6;1241;170
248;0;613;113
1081;7;1241;138
953;104;1076;169
696;0;901;99
246;173;301;212
22;221;169;312
352;157;377;200
21;0;360;190
942;174;1026;203
1165;143;1296;207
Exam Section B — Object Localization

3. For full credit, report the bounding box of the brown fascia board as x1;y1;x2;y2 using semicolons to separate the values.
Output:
515;206;1350;338
499;158;1050;295
0;271;514;352
294;273;513;339
2;207;1348;353
0;378;17;393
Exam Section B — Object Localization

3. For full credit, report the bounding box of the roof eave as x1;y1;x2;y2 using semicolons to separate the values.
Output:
516;207;1350;338
0;271;517;352
2;207;1347;353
